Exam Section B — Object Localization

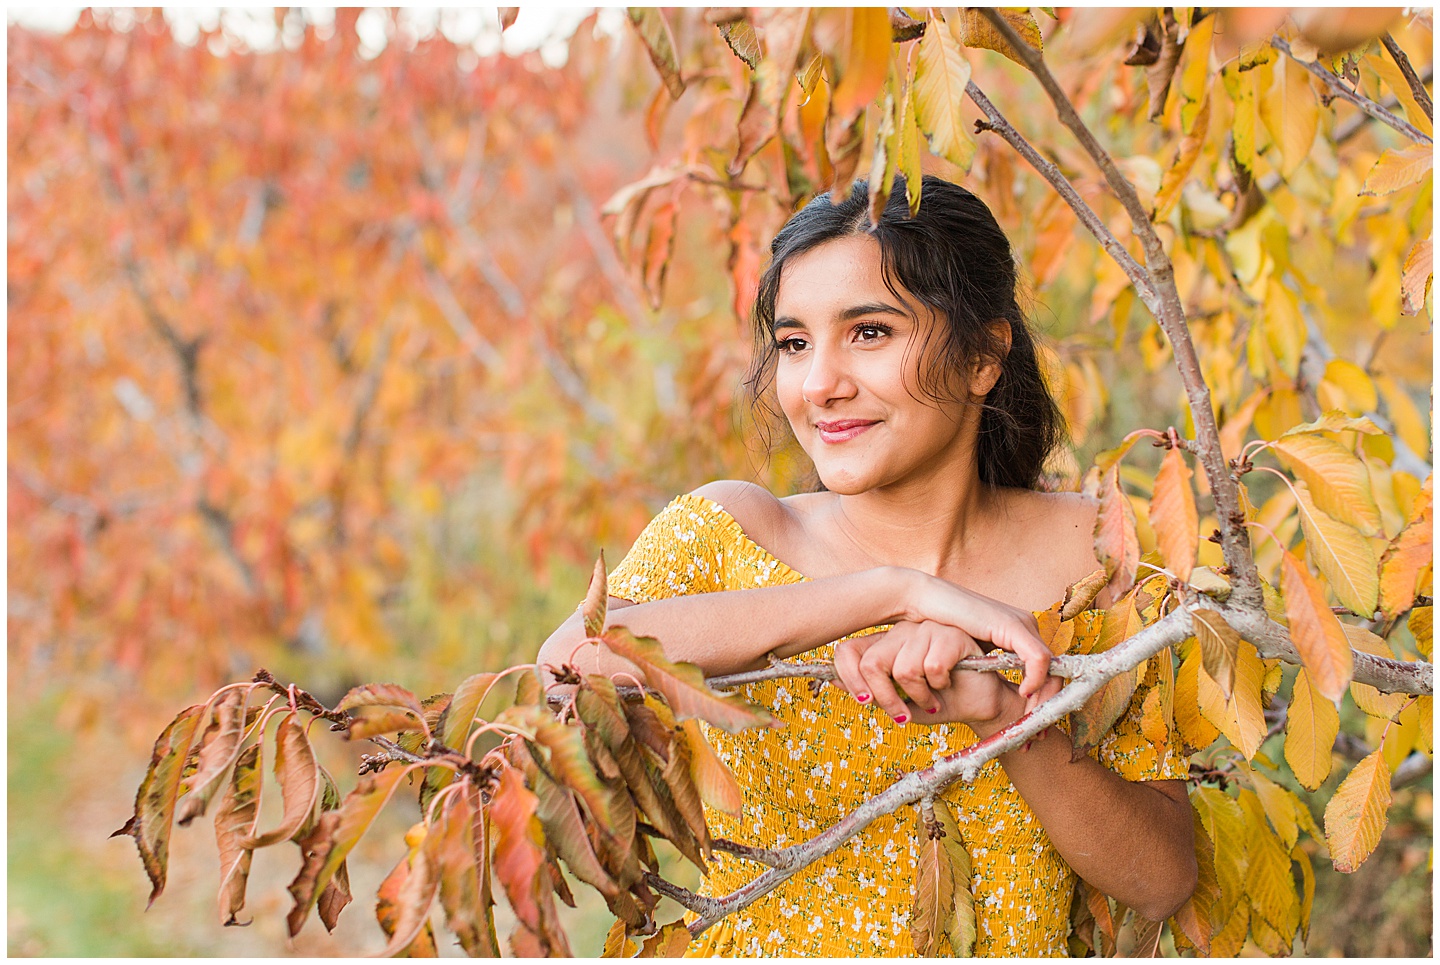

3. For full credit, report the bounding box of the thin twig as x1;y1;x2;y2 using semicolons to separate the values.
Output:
1336;65;1433;142
1272;36;1431;145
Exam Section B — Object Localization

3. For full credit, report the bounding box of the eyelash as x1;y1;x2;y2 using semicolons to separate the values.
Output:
774;323;894;354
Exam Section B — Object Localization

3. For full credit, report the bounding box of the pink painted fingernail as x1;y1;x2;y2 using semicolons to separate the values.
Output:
894;714;908;725
856;693;870;703
927;706;940;714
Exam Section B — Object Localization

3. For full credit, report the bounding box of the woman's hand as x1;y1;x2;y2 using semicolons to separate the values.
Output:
899;570;1064;710
831;621;1020;731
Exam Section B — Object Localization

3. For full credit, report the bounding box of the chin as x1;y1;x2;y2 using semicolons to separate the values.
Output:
814;467;871;495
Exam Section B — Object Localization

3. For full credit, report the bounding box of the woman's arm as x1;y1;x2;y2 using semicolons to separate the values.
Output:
834;622;1196;920
536;566;1056;693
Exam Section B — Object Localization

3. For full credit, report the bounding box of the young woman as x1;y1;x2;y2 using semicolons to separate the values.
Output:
538;176;1197;956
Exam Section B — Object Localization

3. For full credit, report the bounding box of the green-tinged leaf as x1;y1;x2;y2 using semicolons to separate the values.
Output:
1085;465;1140;594
599;626;775;732
1344;624;1409;721
627;8;685;99
1279;547;1355;702
604;918;639;957
679;718;743;815
913;12;976;172
638;921;692;957
443;672;501;752
177;689;252;826
490;765;571;956
952;7;1042;68
716;18;760;70
286;765;410;937
317;861;351;934
1379;478;1433;619
532;765;620;897
244;713;320;848
1360;143;1433;196
1196;638;1267;759
1324;749;1392;872
1293;482;1379;616
1193;609;1241;700
114;703;204;907
1280;411;1385;437
1271;433;1383;534
1210;902;1250;957
1192;785;1248;922
1150;446;1199;581
1285;667;1338;790
214;742;261;926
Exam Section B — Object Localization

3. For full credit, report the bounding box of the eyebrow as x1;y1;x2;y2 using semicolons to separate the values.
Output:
773;302;909;331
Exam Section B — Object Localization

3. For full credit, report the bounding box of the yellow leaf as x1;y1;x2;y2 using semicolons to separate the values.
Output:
1292;483;1379;617
1373;375;1430;461
1280;410;1384;437
1417;695;1432;754
1360;143;1434;196
1324;749;1392;873
1222;62;1258;173
1284;667;1338;791
1140;685;1168;744
1155;94;1212;221
1410;605;1432;659
1365;50;1434;137
1239;788;1298;934
1318;359;1379;415
1401;236;1433;316
1192;785;1247;921
1258;52;1319;178
1209;902;1249;958
913;13;976;173
1192;609;1241;699
1278;548;1355;702
951;7;1042;68
1263;278;1307;377
1149;446;1198;581
1383;699;1420;773
1293;843;1315;947
1271;433;1383;535
814;8;892;126
1176;642;1222;750
1242;763;1300;850
1378;477;1433;619
1197;637;1267;759
896;58;923;216
1344;624;1409;721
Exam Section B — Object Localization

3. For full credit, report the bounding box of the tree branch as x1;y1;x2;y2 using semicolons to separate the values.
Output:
1380;34;1433;121
1336;65;1433;142
1272;36;1432;145
978;9;1262;608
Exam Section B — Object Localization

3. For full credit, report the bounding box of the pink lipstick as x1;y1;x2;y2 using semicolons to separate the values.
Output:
815;419;878;443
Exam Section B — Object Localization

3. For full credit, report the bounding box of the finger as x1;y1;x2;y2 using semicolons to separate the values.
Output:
858;642;911;724
924;625;973;693
832;641;866;701
892;630;940;715
994;618;1052;699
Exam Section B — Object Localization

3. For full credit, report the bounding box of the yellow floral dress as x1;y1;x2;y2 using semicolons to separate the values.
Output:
606;493;1190;957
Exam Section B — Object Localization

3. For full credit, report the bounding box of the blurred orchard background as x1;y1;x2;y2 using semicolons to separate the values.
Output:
7;6;1433;957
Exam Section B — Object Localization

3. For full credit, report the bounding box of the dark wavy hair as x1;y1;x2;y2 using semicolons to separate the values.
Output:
745;174;1065;490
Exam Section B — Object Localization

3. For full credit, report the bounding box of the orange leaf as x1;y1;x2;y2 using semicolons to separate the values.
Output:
1324;750;1392;872
1278;548;1355;702
244;713;321;848
1150;446;1198;581
1086;466;1140;593
1378;476;1432;619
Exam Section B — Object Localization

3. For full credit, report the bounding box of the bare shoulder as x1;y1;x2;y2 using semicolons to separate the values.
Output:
689;480;790;545
997;489;1103;580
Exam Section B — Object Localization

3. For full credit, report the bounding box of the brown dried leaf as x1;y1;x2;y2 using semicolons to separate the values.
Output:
716;18;760;70
337;682;424;717
113;703;204;908
600;626;775;733
638;921;692;957
214;742;261;926
178;689;252;826
316;861;351;933
583;550;608;638
286;766;410;937
952;7;1042;68
1061;568;1110;620
346;706;426;741
1192;609;1241;700
244;713;320;848
376;822;443;957
1169;802;1218;953
604;918;639;957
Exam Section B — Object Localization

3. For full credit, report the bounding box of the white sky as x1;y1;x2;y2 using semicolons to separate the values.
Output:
6;7;621;65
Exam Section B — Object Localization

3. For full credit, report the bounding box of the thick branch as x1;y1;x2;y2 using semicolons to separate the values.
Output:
686;605;1198;934
1224;606;1432;695
1380;34;1433;121
978;9;1262;608
1272;36;1431;145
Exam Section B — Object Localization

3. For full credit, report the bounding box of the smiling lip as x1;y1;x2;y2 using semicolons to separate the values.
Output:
815;419;879;443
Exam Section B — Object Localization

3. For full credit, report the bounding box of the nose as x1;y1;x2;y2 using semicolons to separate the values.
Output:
800;343;857;407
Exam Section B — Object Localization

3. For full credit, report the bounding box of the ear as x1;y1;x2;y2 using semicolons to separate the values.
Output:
969;319;1012;397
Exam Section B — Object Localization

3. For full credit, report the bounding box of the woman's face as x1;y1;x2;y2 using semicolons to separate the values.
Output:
772;235;1000;495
